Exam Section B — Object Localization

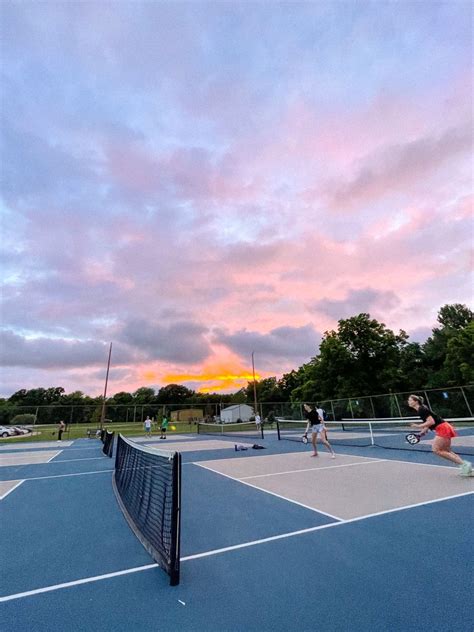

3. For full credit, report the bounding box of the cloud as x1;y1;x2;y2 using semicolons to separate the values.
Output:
408;326;432;344
0;330;134;369
327;123;472;212
213;324;321;365
310;288;401;321
120;319;211;364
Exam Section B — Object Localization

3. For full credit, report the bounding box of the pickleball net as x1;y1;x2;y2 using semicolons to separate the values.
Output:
276;417;474;456
113;434;181;585
197;421;264;439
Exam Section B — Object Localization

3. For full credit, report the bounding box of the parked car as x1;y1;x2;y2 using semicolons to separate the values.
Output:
0;426;15;438
11;426;31;435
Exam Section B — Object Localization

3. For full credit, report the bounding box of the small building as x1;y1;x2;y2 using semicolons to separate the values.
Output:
170;408;203;422
220;404;254;423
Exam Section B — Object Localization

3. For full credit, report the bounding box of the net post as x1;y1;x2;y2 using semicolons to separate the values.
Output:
169;452;181;586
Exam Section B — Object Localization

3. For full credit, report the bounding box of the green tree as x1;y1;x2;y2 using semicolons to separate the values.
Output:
423;303;474;387
397;342;428;390
437;304;474;329
277;370;304;401
442;321;474;384
109;391;134;405
156;384;195;404
297;314;409;400
243;377;282;404
133;387;156;403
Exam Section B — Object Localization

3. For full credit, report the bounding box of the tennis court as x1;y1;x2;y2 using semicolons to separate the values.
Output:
0;427;473;631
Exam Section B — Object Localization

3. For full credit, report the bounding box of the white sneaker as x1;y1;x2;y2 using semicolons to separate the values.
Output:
460;461;472;477
331;454;336;459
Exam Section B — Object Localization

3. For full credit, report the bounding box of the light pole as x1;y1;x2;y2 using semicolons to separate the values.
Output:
100;342;113;429
251;351;258;417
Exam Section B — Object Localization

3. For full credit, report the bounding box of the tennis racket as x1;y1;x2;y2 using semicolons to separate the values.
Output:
405;432;421;445
302;434;308;444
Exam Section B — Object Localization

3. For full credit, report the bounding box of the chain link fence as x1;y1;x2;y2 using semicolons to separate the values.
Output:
1;385;472;427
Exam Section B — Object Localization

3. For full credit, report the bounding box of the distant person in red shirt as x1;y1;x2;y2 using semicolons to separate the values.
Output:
408;394;472;476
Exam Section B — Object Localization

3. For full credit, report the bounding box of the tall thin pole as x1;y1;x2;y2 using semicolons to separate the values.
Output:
100;342;113;429
251;351;258;416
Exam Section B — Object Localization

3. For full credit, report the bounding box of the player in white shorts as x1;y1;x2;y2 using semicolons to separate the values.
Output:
303;403;336;458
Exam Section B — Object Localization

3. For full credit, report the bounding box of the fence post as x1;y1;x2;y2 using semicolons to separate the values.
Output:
423;391;432;410
348;399;355;419
369;397;376;419
460;386;473;417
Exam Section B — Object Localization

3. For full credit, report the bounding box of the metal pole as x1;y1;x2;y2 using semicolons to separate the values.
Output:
460;386;473;417
100;342;113;429
251;352;258;416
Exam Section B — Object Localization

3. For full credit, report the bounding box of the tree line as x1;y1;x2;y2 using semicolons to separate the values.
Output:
1;303;472;422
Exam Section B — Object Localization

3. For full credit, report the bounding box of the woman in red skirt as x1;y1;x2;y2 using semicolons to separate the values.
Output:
408;394;472;476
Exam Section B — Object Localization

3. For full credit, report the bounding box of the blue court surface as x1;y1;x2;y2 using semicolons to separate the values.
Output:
1;433;473;632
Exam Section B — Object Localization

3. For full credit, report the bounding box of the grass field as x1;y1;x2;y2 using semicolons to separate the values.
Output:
0;422;198;443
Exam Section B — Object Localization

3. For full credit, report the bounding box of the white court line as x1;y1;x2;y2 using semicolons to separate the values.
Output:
1;490;472;603
195;462;343;521
0;564;158;603
2;470;114;482
46;452;61;463
240;459;387;480
48;457;107;464
0;480;24;500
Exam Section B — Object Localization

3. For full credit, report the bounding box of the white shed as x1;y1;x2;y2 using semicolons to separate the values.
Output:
220;404;254;423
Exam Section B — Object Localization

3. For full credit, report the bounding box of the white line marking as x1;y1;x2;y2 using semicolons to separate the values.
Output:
0;564;158;603
49;457;107;464
181;490;474;561
46;451;62;463
3;470;114;482
194;462;343;521
240;459;387;480
0;480;24;500
0;491;471;603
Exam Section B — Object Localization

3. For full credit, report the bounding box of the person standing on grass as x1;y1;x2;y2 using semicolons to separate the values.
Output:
408;394;472;476
303;403;336;458
144;416;152;435
160;415;169;439
255;413;262;431
57;420;66;442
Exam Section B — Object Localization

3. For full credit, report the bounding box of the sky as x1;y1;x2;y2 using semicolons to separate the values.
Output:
0;1;473;398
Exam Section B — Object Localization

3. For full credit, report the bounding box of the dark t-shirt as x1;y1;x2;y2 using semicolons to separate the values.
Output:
304;409;321;425
418;405;444;428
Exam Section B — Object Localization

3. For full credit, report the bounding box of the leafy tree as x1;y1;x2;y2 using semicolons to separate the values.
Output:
295;314;409;400
397;342;428;390
278;370;304;401
243;377;282;404
442;322;474;384
133;387;156;403
156;384;195;404
109;391;134;405
437;304;474;329
423;304;474;387
229;388;247;404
